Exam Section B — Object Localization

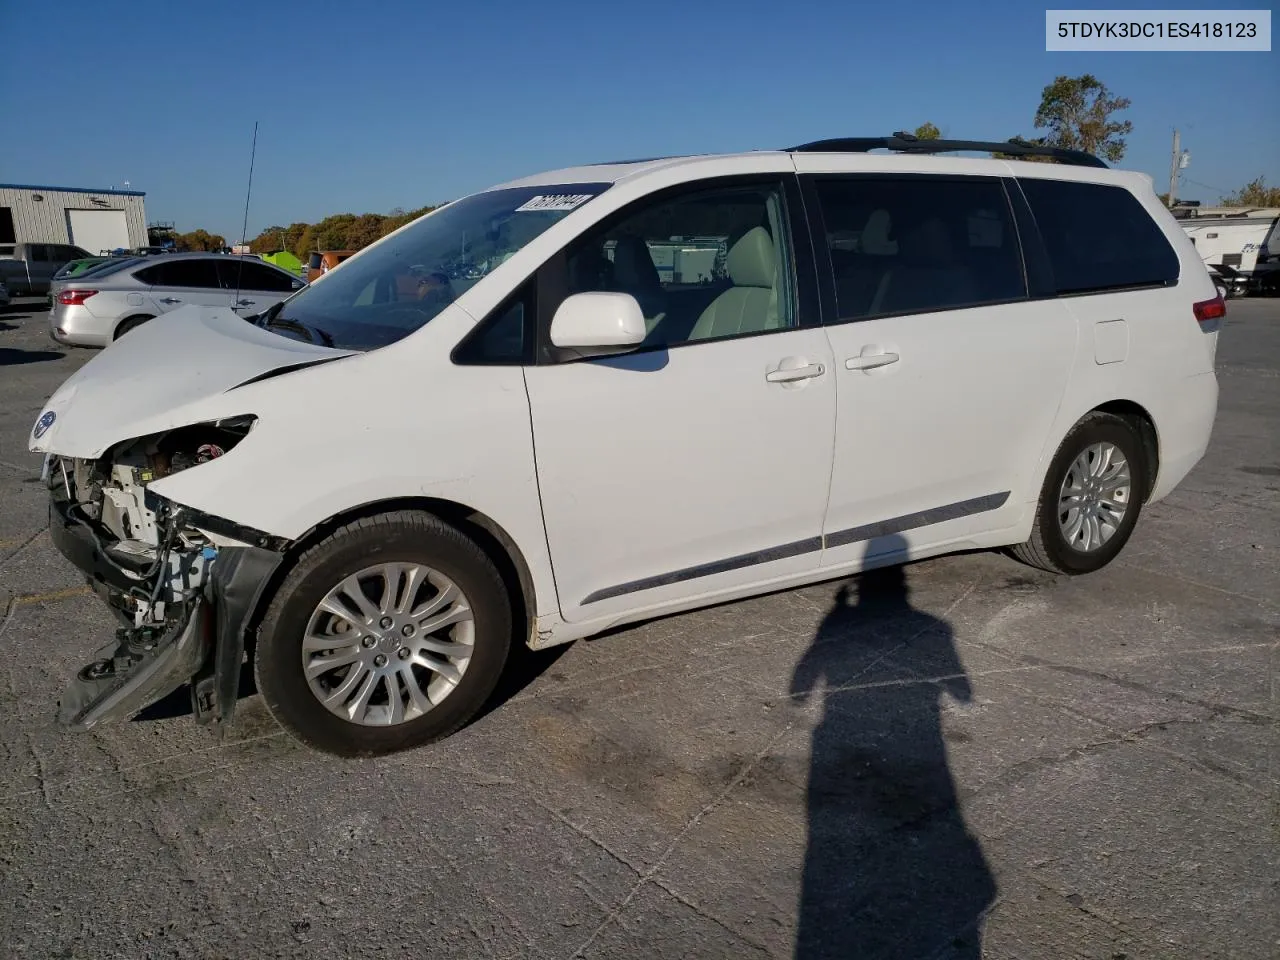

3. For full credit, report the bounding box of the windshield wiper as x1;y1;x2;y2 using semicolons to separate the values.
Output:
264;317;336;347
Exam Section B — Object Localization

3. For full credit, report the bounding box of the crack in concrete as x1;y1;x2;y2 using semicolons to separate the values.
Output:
382;769;549;960
568;719;797;959
649;876;777;958
0;525;48;574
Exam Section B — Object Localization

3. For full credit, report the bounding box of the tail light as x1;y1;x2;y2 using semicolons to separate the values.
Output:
1193;295;1226;326
57;289;97;306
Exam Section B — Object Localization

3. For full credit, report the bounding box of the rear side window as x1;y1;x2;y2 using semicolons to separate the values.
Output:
1018;179;1179;295
136;259;221;288
217;259;298;292
811;176;1026;321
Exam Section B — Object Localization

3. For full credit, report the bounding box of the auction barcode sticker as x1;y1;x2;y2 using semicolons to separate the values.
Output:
1046;9;1271;50
515;194;594;212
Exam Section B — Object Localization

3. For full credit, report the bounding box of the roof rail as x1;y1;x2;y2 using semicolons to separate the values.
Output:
786;132;1108;168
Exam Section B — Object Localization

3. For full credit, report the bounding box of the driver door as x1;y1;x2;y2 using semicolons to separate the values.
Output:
523;175;838;623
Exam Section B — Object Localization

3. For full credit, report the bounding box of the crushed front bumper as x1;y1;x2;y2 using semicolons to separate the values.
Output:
48;485;284;731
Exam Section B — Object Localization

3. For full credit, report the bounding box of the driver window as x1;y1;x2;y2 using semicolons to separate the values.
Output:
562;181;795;349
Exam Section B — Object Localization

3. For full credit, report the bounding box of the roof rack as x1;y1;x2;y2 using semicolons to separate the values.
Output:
787;132;1108;168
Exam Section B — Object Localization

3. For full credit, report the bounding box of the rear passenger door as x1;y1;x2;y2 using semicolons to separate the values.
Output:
216;259;305;316
801;172;1077;567
137;259;231;313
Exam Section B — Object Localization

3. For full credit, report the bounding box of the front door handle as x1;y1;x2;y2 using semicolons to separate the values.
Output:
766;362;825;383
845;352;900;371
158;297;182;305
236;299;256;307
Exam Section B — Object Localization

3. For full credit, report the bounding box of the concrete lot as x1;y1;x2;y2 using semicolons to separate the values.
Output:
0;296;1276;960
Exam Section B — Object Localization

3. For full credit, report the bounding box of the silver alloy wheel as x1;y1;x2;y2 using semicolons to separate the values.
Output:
302;562;474;725
1058;441;1132;553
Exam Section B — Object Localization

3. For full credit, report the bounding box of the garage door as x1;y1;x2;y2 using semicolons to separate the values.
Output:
66;209;130;255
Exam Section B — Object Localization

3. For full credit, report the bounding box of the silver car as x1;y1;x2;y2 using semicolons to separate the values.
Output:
49;253;307;346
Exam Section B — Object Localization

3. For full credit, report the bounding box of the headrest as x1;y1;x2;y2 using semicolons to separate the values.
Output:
900;218;954;262
727;226;775;288
861;209;898;255
612;235;661;292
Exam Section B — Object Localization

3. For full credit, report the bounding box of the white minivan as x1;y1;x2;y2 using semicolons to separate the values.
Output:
30;135;1222;756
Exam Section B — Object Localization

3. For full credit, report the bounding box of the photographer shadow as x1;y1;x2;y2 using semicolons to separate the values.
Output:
790;534;996;959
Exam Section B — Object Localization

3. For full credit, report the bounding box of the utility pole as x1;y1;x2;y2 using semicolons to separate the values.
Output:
1167;128;1181;208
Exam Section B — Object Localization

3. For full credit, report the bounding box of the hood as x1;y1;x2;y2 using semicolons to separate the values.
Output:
29;306;355;458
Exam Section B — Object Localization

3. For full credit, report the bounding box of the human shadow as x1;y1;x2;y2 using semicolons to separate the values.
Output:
790;534;996;959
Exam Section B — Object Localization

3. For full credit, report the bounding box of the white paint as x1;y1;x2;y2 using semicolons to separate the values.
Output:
30;149;1221;649
1093;319;1130;365
66;209;129;255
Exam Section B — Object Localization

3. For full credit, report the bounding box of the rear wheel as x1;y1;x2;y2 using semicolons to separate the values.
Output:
114;315;154;339
255;511;512;756
1010;413;1148;575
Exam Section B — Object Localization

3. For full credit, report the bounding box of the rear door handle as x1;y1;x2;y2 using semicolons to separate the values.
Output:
845;352;900;371
158;297;182;305
766;362;825;383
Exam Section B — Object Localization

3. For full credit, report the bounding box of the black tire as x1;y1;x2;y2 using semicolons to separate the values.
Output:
255;511;512;757
114;314;154;339
1010;413;1149;575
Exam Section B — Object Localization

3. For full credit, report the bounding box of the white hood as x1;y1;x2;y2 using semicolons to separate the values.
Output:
29;306;355;458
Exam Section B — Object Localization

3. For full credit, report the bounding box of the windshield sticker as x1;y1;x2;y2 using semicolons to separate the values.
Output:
515;194;594;213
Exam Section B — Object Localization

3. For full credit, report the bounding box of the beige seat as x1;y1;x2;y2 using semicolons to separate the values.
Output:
688;226;783;341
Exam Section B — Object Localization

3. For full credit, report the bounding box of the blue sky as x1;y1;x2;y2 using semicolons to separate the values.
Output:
3;0;1276;239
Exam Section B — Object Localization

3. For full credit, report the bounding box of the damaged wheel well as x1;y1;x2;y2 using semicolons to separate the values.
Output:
244;498;537;657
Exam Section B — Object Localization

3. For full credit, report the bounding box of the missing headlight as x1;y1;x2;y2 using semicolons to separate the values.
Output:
148;415;257;479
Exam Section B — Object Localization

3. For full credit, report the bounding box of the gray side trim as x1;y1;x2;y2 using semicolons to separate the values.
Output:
822;492;1010;549
579;491;1010;606
580;536;823;605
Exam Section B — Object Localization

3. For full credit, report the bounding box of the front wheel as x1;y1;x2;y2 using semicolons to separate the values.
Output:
255;511;512;756
1010;413;1148;575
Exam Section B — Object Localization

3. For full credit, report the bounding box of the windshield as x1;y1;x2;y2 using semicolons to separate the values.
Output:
265;183;610;350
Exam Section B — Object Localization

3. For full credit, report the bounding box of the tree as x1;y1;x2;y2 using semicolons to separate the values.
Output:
312;214;358;251
379;204;438;238
344;212;389;249
913;122;941;140
174;228;226;252
292;225;317;260
1030;74;1132;163
1221;177;1280;207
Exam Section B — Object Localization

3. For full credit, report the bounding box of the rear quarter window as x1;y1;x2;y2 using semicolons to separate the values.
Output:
1018;179;1179;295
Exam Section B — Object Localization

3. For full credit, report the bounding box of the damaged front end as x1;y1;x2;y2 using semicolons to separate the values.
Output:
45;417;284;731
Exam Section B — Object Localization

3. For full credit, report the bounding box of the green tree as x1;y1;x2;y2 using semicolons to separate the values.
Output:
174;228;226;252
913;122;941;140
379;204;438;238
1029;74;1132;162
292;225;317;260
344;212;389;249
248;226;285;254
312;214;358;251
1221;177;1280;207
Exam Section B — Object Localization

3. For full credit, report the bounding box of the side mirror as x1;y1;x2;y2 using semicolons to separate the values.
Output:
550;292;646;353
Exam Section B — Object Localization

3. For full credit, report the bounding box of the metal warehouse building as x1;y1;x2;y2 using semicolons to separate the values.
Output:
0;183;148;255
